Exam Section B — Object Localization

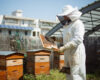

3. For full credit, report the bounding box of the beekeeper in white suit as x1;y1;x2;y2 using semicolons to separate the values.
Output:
58;5;86;80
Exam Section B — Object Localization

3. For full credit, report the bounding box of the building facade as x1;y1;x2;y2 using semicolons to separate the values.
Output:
0;10;62;50
0;10;62;38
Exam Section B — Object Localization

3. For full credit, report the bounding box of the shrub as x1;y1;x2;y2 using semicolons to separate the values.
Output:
24;74;36;80
24;69;100;80
50;69;66;80
36;74;52;80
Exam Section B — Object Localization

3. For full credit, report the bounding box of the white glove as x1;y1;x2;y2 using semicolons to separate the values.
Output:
59;46;66;52
59;41;76;52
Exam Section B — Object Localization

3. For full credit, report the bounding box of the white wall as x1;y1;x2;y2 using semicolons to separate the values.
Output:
35;19;39;27
0;15;3;24
12;10;23;17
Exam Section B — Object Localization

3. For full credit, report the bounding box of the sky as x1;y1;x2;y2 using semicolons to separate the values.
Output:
0;0;96;21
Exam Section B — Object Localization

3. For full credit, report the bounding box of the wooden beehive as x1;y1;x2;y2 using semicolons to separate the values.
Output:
26;49;65;75
0;51;24;80
50;51;59;69
26;49;51;75
50;51;64;69
59;53;64;69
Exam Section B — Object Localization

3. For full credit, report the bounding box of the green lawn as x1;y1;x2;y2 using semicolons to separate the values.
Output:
24;69;100;80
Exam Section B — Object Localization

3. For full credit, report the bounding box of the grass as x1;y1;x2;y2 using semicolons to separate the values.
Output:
86;74;100;80
86;70;100;80
24;69;66;80
24;69;100;80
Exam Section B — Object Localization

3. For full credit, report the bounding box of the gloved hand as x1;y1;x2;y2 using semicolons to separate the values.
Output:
59;46;66;53
59;41;74;53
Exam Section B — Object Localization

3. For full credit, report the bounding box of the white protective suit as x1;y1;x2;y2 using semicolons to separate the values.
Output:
58;5;86;80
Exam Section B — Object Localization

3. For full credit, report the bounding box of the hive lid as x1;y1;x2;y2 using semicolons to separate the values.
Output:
27;49;51;52
0;51;23;56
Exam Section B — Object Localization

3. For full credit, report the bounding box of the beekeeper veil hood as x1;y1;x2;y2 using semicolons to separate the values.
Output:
57;5;82;21
68;9;82;21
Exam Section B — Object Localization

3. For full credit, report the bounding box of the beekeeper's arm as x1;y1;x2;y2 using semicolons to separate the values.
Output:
59;22;85;52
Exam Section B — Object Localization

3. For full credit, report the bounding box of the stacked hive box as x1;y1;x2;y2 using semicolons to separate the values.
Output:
26;49;51;75
0;51;24;80
26;49;65;75
50;51;64;69
50;51;59;69
59;53;64;69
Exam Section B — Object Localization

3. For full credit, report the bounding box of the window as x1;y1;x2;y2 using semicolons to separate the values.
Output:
24;20;29;24
16;31;19;36
33;31;36;36
25;31;28;35
37;32;39;36
22;20;24;24
0;29;2;33
9;30;12;35
5;19;18;24
2;20;5;24
16;31;19;33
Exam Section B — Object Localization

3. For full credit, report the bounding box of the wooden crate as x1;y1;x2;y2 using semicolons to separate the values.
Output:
35;62;50;74
0;51;24;80
0;71;6;80
7;65;23;80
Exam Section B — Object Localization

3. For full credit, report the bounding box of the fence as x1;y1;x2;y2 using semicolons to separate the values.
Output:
84;37;100;73
0;35;43;52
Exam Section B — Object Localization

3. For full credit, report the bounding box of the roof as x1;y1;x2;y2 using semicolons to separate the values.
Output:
4;15;35;21
80;0;100;37
39;19;58;24
0;25;33;30
0;51;24;56
27;49;51;52
0;51;16;56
